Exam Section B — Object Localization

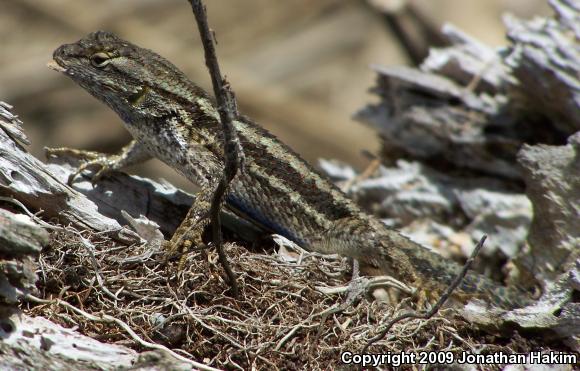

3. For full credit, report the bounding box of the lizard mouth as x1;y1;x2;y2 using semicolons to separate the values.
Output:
47;59;67;73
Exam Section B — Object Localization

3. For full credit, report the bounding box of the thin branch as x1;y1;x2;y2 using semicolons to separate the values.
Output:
187;0;244;297
362;235;488;353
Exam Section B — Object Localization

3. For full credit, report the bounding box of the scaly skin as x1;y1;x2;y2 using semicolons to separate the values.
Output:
48;31;532;309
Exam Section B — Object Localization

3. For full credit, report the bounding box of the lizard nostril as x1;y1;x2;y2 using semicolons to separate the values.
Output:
54;43;81;59
53;46;64;59
54;45;69;59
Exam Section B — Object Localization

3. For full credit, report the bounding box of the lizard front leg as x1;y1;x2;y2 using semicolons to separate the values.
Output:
46;139;152;185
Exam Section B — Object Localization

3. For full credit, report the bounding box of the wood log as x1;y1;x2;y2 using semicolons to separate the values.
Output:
355;0;579;182
0;102;138;244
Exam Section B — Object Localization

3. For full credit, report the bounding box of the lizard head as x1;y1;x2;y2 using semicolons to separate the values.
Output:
49;30;210;123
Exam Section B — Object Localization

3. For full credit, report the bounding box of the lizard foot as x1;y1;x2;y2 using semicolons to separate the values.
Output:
46;147;119;185
164;184;214;272
163;218;209;272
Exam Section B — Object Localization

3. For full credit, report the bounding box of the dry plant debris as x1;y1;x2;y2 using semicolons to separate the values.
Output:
24;224;547;370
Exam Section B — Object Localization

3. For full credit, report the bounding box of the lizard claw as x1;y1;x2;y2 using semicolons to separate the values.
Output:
45;147;116;186
66;157;116;186
164;220;208;272
162;238;190;259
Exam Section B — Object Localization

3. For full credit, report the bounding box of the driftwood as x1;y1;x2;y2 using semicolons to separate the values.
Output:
0;106;143;368
504;0;580;134
45;153;265;243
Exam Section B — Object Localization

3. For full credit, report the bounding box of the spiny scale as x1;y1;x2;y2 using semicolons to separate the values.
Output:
49;30;531;309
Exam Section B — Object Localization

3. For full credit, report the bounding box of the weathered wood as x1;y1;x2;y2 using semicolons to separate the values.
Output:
421;23;514;94
517;132;580;281
0;103;139;244
355;64;521;180
355;0;578;182
0;208;48;304
463;133;580;350
0;208;48;257
1;312;193;370
504;0;580;134
0;314;138;370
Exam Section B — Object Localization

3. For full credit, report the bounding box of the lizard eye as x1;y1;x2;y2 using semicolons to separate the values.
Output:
90;52;111;68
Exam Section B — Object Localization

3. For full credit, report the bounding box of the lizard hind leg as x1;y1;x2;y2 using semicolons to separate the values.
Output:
309;217;422;305
163;183;215;271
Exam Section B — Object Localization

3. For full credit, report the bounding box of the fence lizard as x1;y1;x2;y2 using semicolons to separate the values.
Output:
47;31;531;309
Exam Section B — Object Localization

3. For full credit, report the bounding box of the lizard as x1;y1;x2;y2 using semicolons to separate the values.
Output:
46;30;532;309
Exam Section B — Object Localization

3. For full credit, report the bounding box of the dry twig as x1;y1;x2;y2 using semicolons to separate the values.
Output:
362;235;487;353
186;0;244;297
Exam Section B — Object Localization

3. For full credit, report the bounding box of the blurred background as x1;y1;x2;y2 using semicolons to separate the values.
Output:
0;0;549;191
